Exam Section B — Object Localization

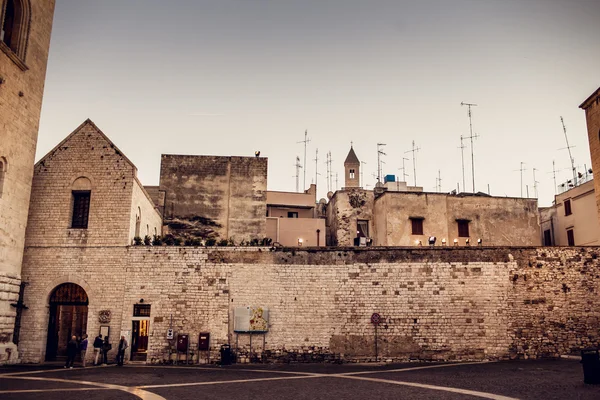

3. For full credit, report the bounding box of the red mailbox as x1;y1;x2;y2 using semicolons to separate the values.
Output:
177;334;189;353
198;332;210;351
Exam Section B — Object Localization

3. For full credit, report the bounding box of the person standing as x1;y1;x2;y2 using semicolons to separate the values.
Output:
117;335;128;366
80;334;88;367
93;334;103;365
65;335;78;369
102;336;111;365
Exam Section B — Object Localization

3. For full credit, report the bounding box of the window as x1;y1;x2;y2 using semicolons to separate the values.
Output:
135;207;141;237
457;219;470;237
543;229;552;246
410;217;424;235
287;211;298;218
0;156;6;197
133;304;151;317
564;199;572;216
349;168;355;179
71;191;91;228
0;0;31;62
567;229;575;246
357;220;369;237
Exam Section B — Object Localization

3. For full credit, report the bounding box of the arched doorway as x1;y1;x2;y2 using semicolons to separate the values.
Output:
45;283;89;361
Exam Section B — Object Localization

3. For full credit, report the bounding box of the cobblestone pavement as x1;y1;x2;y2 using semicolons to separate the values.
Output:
1;359;599;399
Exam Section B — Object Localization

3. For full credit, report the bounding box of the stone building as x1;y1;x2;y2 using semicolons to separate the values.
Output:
0;0;55;362
326;147;540;247
22;119;162;361
539;178;600;246
580;86;600;224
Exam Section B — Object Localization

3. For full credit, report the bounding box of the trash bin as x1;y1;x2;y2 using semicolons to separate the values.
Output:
581;348;600;384
220;344;232;366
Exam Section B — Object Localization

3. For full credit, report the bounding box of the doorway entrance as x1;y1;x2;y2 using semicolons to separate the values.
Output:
131;303;150;361
45;283;88;361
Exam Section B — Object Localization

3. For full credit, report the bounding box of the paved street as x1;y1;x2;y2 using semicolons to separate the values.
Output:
0;359;599;399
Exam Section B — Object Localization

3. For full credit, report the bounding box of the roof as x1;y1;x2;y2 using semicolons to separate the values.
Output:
579;86;600;110
35;118;137;173
344;147;360;165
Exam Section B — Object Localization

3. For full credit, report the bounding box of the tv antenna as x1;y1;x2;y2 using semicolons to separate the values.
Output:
458;135;466;193
297;130;310;191
532;167;539;198
560;116;577;188
377;143;386;182
435;170;442;192
514;162;526;197
294;156;302;193
461;102;479;192
336;172;339;191
360;161;367;188
398;157;410;182
404;140;420;186
313;148;321;192
547;160;565;195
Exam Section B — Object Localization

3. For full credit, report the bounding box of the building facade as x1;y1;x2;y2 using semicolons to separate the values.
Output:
580;86;600;225
539;179;600;246
0;0;55;362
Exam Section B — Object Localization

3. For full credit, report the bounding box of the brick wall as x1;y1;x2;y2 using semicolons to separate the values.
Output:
19;246;600;364
0;0;56;360
25;120;139;247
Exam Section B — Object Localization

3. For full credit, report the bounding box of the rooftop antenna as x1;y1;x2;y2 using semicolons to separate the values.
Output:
328;151;333;192
547;160;567;195
294;156;302;193
514;162;526;197
297;130;311;191
560;116;577;187
360;161;367;188
324;152;330;193
461;102;479;192
399;157;410;183
377;143;387;182
313;148;320;191
404;140;420;186
459;135;466;193
436;170;442;192
336;172;339;191
532;167;539;198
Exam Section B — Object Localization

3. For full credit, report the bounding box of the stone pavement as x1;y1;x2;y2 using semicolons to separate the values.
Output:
0;359;599;399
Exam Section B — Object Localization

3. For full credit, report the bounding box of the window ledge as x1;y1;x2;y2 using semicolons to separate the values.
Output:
0;42;28;71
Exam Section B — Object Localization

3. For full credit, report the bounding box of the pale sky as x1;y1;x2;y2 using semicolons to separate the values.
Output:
37;0;600;206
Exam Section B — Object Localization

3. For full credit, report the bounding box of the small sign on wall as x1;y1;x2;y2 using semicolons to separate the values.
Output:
167;329;174;340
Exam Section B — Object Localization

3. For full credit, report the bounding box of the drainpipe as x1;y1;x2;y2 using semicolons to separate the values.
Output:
316;229;321;247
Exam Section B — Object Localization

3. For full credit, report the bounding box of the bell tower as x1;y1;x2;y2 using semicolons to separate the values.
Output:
344;145;360;188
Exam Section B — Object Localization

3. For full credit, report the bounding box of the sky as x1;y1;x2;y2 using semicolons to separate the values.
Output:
37;0;600;206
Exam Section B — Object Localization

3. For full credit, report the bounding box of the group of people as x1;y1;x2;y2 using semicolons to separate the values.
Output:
65;334;129;368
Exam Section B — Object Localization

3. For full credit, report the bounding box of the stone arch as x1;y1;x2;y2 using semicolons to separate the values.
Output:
135;206;141;238
1;0;31;61
45;280;90;361
72;176;92;191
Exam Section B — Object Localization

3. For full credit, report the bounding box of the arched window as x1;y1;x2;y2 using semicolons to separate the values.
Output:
0;157;6;198
0;0;31;62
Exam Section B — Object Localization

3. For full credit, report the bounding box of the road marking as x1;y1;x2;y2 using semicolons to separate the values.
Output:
0;375;166;400
0;365;115;376
337;375;519;400
341;361;493;376
0;387;111;394
139;374;324;389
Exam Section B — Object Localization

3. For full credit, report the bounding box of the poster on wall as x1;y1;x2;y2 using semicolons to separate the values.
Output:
234;307;269;333
100;326;110;339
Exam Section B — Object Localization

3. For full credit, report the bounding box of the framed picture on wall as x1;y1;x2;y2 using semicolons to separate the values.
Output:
100;325;110;339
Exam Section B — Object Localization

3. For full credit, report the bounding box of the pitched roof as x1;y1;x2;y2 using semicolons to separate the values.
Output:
344;146;360;165
35;118;137;173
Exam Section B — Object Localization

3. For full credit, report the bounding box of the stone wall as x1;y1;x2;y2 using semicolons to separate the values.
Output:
18;246;600;364
159;155;267;242
0;0;56;361
129;178;163;241
326;189;375;246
